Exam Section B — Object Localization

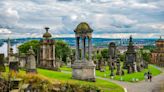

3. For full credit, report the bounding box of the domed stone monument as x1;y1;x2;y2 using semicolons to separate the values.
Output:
72;22;96;82
38;27;58;70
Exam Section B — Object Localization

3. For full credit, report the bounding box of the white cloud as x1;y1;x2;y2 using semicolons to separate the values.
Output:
0;0;163;38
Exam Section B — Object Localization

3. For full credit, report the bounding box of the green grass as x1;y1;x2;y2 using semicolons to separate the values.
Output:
3;67;124;92
60;64;161;82
38;68;124;92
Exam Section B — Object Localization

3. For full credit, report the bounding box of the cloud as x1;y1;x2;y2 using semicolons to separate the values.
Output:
0;0;163;38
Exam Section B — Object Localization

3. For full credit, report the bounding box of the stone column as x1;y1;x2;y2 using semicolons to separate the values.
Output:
76;37;80;61
84;37;86;61
53;44;55;67
88;37;92;61
81;37;85;61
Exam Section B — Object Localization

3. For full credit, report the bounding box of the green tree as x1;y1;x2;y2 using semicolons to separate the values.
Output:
140;49;151;62
101;48;109;59
18;40;39;54
55;40;71;62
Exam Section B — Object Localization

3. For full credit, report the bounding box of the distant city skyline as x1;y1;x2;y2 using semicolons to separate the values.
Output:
0;0;164;38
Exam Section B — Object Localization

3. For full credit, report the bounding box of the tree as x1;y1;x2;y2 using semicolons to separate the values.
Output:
139;49;151;62
18;40;39;54
101;48;109;60
18;40;71;63
55;40;71;62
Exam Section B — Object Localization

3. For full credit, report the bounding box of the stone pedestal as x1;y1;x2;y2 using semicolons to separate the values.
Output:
72;61;96;82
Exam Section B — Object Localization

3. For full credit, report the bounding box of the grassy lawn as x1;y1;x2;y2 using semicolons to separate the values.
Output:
38;68;124;92
60;64;161;82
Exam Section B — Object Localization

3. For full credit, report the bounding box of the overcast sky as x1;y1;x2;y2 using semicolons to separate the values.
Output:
0;0;164;39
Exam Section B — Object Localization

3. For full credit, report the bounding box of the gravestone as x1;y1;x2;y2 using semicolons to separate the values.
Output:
9;48;19;72
19;53;26;68
110;61;115;76
116;59;121;75
100;60;105;72
26;46;37;73
0;54;5;72
127;64;132;74
133;62;137;72
66;57;71;67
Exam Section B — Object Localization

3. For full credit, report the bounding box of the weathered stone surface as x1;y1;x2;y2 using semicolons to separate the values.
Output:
72;61;96;82
19;53;26;68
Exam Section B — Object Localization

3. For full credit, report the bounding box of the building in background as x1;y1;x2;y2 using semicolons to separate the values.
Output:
151;37;164;67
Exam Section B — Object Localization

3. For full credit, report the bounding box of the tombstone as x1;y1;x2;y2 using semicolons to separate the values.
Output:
72;22;96;82
100;59;105;72
19;53;26;68
133;62;137;72
127;64;132;74
66;57;72;68
116;59;121;75
109;42;117;60
110;62;115;76
0;54;5;72
9;48;19;72
55;57;61;69
66;57;71;67
26;46;37;73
